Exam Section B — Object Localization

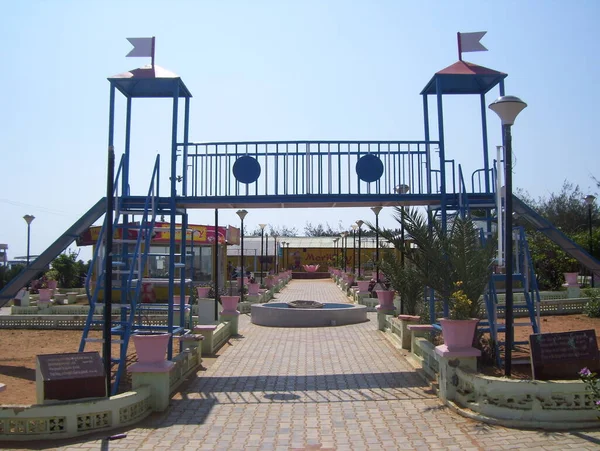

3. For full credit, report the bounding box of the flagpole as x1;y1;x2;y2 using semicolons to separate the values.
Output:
151;36;156;68
457;32;462;61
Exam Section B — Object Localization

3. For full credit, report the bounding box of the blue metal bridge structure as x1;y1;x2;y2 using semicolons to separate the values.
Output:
1;59;598;392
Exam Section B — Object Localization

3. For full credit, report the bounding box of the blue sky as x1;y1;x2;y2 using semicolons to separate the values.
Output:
1;0;599;261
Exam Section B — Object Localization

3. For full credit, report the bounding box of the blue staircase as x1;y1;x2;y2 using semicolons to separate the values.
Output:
0;198;107;308
483;227;541;366
79;155;170;394
513;195;600;280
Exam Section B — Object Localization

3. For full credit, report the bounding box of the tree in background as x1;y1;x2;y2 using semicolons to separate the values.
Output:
0;264;25;290
51;251;90;288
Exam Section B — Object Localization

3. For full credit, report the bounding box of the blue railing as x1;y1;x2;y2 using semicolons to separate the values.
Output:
182;140;438;198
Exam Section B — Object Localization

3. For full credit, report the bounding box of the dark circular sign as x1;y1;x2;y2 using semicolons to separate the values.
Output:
232;156;261;184
356;154;384;183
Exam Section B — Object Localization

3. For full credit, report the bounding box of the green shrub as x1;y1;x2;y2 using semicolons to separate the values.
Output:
583;288;600;318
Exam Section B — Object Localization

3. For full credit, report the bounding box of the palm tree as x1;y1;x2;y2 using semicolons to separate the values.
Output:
375;207;496;318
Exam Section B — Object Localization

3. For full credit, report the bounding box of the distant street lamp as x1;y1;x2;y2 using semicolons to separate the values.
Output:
265;233;270;274
341;232;348;272
286;242;290;269
23;215;35;268
236;210;248;301
489;95;527;378
272;233;278;272
395;184;411;267
585;195;596;288
356;220;364;277
259;224;267;284
371;207;383;283
333;238;339;269
190;229;201;282
280;242;287;270
351;224;358;273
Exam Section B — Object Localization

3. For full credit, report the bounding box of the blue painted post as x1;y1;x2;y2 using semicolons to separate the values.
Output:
422;95;432;194
104;83;116;397
183;97;190;197
167;83;180;360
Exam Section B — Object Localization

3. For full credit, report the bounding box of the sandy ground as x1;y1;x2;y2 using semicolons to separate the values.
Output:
0;314;599;405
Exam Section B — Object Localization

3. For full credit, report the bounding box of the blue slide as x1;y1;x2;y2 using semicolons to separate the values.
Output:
0;198;106;308
513;195;600;281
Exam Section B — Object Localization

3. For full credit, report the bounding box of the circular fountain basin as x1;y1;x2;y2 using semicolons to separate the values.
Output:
251;302;368;327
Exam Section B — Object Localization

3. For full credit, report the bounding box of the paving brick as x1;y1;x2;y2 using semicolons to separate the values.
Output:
21;279;600;451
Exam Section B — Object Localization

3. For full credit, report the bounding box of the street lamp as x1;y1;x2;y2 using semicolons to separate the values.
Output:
341;232;348;272
356;220;364;277
286;242;290;270
371;206;383;283
236;210;248;301
259;224;267;284
585;195;596;288
333;238;339;269
280;242;286;270
23;215;35;268
351;224;358;273
395;184;410;267
489;95;527;377
272;233;278;272
189;229;201;283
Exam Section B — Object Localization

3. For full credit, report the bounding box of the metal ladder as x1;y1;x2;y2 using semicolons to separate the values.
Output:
79;155;161;394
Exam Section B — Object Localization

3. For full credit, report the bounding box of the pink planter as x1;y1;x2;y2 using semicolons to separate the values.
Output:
375;290;395;309
346;276;355;286
220;295;240;312
439;318;479;351
563;272;579;287
47;280;58;290
174;295;190;304
303;264;320;272
132;333;171;363
248;283;260;295
38;289;52;302
357;280;371;293
266;278;274;289
196;286;211;298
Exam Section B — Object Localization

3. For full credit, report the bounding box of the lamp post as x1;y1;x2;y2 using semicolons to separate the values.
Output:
489;95;527;377
259;224;267;284
272;233;278;272
351;224;358;273
236;210;248;301
23;215;35;269
356;220;364;277
286;242;290;270
265;233;270;274
341;232;348;272
585;195;596;287
333;238;339;269
371;207;383;283
280;242;286;269
395;184;411;267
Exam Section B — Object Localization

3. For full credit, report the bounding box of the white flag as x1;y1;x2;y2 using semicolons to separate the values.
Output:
459;31;487;53
126;37;154;57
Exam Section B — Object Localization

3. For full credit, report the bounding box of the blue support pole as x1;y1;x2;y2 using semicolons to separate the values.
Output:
104;83;116;397
435;78;449;319
180;212;188;339
183;97;190;197
121;96;132;307
167;83;180;360
422;95;432;194
480;93;491;195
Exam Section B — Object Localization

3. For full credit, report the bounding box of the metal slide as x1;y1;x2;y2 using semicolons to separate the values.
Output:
0;198;106;308
513;195;600;280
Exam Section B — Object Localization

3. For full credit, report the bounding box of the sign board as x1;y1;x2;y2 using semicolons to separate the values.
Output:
529;329;600;380
36;352;106;403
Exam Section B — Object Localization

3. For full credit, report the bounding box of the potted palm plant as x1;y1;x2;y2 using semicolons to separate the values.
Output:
375;207;495;335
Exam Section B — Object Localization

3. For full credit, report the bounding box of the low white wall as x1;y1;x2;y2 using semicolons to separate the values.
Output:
386;319;599;430
0;387;152;441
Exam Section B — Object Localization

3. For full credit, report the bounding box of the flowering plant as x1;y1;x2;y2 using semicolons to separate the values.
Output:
579;367;600;411
448;281;474;320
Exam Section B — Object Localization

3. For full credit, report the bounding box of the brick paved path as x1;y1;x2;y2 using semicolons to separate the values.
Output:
28;280;600;450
